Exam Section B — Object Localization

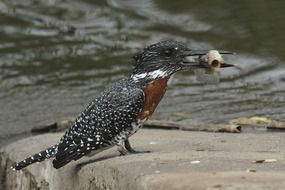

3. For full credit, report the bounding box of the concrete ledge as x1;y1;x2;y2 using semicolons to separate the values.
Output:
1;129;285;190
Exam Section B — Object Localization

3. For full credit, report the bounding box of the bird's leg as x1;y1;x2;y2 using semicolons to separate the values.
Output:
124;139;142;153
117;139;150;156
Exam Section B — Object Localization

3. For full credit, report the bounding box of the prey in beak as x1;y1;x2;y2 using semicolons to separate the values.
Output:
180;49;237;71
179;49;240;84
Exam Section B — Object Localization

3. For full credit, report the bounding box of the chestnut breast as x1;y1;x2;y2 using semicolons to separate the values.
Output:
138;78;168;120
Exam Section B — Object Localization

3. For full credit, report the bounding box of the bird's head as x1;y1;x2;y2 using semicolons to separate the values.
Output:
131;40;234;81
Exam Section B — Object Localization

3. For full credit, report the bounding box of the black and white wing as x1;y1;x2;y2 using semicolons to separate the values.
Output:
53;79;145;169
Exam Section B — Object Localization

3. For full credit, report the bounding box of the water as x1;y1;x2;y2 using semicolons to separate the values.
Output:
1;0;285;142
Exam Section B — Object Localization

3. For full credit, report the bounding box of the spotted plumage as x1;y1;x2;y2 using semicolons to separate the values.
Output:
12;40;234;170
53;79;145;168
13;79;145;170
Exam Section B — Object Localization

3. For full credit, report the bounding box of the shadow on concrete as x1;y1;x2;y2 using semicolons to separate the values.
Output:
75;153;119;172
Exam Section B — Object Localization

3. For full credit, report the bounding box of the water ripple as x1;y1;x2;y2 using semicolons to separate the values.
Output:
1;0;285;140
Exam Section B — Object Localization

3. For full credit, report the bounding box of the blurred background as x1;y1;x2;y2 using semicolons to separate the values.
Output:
1;0;285;143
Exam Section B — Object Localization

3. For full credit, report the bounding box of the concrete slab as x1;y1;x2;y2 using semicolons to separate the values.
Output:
1;129;285;190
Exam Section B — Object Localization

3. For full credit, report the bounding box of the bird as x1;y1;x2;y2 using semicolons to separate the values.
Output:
12;40;234;170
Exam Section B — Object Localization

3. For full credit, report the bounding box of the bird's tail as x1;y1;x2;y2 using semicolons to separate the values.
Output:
12;144;58;170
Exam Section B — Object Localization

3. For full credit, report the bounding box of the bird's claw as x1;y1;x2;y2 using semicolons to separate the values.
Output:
118;147;151;156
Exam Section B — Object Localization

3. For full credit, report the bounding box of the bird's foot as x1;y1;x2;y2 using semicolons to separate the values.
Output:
127;149;151;154
118;147;151;156
117;139;151;156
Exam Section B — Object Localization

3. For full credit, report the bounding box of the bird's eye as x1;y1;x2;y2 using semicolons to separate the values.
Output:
164;48;174;56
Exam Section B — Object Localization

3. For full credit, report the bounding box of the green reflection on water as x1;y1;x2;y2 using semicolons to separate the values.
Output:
0;0;285;140
155;0;285;59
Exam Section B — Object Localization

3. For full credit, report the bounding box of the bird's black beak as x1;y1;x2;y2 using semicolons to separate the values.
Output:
180;49;236;69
